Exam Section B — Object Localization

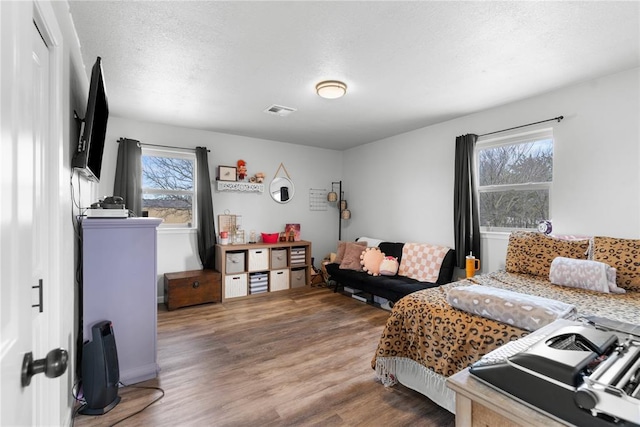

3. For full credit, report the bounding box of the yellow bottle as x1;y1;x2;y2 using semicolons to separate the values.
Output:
465;252;481;278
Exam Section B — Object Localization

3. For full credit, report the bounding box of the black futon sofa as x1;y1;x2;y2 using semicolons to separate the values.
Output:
325;241;455;304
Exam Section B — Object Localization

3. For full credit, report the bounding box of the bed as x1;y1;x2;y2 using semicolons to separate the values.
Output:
372;232;640;413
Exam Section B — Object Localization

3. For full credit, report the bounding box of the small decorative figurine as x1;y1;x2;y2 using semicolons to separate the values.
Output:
237;159;247;181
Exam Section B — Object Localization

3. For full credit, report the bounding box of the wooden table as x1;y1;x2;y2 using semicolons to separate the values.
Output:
447;368;566;427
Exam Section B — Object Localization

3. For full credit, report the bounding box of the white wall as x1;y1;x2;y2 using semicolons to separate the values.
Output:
344;68;640;273
54;9;91;426
100;117;343;299
101;68;640;290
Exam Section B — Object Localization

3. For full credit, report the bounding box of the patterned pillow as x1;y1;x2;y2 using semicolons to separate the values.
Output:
591;236;640;291
360;247;385;276
446;285;577;332
339;242;366;271
398;243;450;282
505;231;590;277
549;257;625;294
334;240;366;264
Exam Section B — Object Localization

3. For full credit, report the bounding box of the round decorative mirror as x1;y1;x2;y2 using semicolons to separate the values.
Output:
270;177;295;203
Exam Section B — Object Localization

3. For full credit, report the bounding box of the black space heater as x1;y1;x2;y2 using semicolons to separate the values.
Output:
80;320;121;415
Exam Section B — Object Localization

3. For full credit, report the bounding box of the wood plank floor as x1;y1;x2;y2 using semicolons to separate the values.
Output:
73;286;455;426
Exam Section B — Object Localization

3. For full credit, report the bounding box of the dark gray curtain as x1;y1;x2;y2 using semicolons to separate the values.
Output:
113;138;142;216
196;147;216;270
454;134;481;268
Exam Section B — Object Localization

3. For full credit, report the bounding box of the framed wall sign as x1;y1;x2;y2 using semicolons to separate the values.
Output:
218;166;237;182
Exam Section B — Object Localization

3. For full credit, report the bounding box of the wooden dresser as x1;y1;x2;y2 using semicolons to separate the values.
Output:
164;269;222;310
82;217;163;384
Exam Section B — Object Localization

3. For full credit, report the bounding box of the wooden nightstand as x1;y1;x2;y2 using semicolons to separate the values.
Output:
164;269;222;310
447;368;564;427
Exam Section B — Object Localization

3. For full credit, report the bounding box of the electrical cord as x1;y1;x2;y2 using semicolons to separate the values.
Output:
70;169;85;386
70;381;164;426
109;382;165;427
70;380;86;426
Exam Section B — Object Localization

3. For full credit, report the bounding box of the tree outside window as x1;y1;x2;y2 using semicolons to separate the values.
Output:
141;148;196;227
476;130;553;230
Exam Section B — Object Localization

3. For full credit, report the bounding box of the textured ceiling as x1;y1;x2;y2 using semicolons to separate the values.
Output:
68;1;640;150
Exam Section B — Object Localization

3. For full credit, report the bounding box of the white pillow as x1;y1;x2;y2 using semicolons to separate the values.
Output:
549;257;625;294
356;236;383;247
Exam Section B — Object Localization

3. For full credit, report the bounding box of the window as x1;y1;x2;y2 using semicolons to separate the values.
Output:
476;129;553;231
141;147;196;228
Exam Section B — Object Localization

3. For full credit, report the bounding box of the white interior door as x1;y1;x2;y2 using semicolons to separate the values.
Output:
0;2;37;425
32;16;58;426
0;3;59;425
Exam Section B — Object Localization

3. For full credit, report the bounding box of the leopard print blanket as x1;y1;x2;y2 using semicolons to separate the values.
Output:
372;270;640;378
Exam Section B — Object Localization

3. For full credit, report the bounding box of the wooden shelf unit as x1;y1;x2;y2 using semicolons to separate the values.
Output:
214;240;312;301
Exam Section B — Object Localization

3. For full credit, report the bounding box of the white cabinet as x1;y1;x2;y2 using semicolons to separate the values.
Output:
214;241;312;301
82;217;162;385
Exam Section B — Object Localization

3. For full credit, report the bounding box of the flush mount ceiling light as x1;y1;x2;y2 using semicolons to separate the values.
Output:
316;80;347;99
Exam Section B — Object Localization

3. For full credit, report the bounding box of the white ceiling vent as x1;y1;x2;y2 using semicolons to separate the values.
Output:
264;104;297;117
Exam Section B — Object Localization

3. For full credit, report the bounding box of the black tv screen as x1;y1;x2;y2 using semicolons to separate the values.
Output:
73;56;109;182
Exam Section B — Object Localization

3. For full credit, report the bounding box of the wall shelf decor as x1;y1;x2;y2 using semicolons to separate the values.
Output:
218;165;237;182
216;181;264;193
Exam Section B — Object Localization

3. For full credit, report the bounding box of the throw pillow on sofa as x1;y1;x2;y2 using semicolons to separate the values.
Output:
361;247;385;276
398;243;450;282
339;242;367;270
334;240;366;264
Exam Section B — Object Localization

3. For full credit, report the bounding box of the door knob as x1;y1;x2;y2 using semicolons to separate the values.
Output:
21;348;68;387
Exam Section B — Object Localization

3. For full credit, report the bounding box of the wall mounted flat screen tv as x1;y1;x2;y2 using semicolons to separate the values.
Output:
72;56;109;182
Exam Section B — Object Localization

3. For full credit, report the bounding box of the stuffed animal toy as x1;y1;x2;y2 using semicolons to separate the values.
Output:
254;172;265;183
237;159;247;180
379;256;399;276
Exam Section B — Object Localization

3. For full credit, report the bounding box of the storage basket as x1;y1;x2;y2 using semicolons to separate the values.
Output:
261;233;279;243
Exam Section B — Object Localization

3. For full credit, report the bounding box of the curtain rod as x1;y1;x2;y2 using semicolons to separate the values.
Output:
117;139;210;152
141;142;210;153
479;115;564;137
